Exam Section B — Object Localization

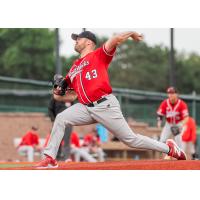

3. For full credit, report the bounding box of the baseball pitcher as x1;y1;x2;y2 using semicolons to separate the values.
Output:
35;31;186;168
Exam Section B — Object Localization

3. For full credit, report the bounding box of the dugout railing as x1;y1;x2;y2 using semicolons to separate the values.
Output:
1;75;200;126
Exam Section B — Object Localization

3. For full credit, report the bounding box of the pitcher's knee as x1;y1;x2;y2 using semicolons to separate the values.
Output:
55;113;71;126
55;112;65;122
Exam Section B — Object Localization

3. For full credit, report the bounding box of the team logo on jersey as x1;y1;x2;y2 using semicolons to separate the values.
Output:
166;110;179;118
69;60;89;82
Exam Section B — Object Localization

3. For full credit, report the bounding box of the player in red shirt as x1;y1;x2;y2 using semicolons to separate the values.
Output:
157;87;189;150
70;131;97;162
17;126;41;162
181;116;197;159
82;130;105;162
70;131;80;148
36;31;187;168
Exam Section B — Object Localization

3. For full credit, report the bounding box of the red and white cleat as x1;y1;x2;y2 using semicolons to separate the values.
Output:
35;155;58;169
166;139;187;160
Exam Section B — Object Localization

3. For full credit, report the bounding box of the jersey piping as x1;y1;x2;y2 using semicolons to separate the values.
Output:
166;99;181;124
80;71;92;103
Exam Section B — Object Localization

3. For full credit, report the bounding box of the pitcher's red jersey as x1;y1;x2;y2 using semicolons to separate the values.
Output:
157;99;189;124
65;45;116;104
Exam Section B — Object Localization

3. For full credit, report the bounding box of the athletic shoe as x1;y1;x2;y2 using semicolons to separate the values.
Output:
164;155;173;160
166;139;187;160
35;155;58;169
192;153;199;160
65;158;72;163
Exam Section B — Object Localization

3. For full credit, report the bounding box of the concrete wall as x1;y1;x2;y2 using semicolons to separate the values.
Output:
0;113;161;161
0;112;97;161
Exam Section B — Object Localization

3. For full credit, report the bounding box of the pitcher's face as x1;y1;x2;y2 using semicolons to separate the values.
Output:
74;37;88;53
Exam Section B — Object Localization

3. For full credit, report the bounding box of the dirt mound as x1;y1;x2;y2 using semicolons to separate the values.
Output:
1;160;200;170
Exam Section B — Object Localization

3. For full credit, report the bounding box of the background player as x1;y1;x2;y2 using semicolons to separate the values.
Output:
157;87;189;150
36;31;187;168
17;126;41;162
182;116;198;159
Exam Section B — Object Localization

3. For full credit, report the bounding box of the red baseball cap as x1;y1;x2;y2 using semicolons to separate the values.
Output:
166;86;178;94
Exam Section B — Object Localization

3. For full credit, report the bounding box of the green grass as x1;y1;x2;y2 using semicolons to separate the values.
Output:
0;163;33;169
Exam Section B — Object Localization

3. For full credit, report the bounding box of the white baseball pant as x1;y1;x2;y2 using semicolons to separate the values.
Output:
18;145;35;162
44;94;169;159
70;147;97;162
159;122;185;149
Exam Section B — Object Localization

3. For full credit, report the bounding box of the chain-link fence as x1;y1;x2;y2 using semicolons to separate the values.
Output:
1;76;200;126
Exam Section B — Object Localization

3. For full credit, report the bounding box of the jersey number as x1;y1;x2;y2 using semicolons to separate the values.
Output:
85;69;98;80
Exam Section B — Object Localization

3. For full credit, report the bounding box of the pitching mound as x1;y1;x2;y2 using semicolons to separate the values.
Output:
1;160;200;170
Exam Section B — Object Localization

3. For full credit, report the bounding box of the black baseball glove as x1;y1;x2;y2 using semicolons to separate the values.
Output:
52;74;68;96
170;125;180;136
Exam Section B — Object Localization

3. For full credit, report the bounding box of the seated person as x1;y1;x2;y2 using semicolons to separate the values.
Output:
82;130;105;162
70;132;97;162
44;131;97;162
17;126;42;162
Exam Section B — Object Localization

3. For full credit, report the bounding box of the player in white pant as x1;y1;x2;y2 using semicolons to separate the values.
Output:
18;145;35;162
35;30;186;168
157;87;189;149
70;147;97;162
159;122;186;149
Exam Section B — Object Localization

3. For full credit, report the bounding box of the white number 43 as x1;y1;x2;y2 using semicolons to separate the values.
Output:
85;69;98;80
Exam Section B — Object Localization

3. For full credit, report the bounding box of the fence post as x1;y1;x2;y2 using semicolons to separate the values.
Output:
116;94;122;106
192;91;196;120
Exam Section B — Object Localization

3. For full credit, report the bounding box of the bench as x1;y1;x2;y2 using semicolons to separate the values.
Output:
101;141;157;160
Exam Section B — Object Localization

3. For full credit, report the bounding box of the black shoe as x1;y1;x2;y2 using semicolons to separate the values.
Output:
192;153;199;160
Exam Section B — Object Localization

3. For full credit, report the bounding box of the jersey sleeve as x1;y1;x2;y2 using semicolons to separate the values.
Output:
157;100;166;116
95;44;116;66
180;101;189;118
65;74;73;89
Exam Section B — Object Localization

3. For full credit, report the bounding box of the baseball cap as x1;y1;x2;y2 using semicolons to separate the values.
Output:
166;86;178;94
31;126;38;131
71;31;97;45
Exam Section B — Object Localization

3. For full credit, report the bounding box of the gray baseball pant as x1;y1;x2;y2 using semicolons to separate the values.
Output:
44;94;169;159
61;125;72;160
